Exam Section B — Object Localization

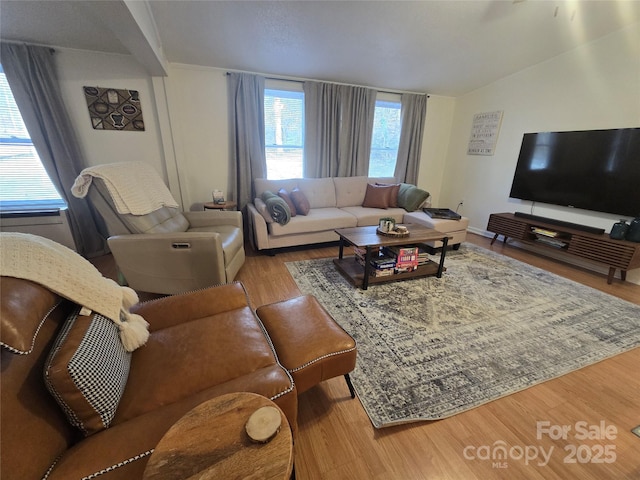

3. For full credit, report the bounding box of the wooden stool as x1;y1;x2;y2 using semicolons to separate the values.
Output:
256;295;357;397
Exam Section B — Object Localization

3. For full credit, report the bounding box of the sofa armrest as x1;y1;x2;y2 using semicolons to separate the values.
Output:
184;210;243;229
247;203;270;251
131;282;250;331
108;233;226;295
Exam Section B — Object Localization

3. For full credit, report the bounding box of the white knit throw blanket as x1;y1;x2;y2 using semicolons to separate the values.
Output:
0;233;149;352
71;161;179;215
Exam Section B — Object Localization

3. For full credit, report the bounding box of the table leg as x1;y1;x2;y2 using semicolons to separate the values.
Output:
437;236;449;278
338;237;345;260
363;246;372;290
490;233;499;245
607;267;615;284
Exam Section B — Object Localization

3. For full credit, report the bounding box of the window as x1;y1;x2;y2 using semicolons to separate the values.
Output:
264;87;304;180
0;64;65;212
264;85;402;180
368;98;401;178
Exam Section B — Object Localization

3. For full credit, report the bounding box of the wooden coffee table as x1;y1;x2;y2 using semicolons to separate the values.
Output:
334;224;451;290
143;392;293;480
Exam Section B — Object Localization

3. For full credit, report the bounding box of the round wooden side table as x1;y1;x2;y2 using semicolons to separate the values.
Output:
143;392;293;480
203;200;237;211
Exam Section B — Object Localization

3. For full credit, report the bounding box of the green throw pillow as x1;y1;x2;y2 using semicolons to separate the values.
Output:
397;184;430;211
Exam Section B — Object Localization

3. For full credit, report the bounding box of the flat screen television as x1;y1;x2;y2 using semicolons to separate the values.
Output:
509;128;640;217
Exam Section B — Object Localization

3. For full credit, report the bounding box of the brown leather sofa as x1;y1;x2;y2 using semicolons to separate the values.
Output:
1;277;298;480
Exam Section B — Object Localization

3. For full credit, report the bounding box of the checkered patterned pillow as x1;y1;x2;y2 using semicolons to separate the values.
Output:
44;307;131;436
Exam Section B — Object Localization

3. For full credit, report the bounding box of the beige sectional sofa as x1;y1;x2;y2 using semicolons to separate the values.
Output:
247;176;469;252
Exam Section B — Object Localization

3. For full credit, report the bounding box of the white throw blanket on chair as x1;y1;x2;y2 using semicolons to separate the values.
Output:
71;161;179;215
0;233;149;352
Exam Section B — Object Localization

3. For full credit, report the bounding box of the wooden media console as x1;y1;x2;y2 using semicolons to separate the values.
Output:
487;212;640;284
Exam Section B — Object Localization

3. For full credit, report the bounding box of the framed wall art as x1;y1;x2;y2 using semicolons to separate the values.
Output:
83;86;145;131
467;110;503;155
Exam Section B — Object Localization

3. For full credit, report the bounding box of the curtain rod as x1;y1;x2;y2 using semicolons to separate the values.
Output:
225;71;429;97
0;40;55;54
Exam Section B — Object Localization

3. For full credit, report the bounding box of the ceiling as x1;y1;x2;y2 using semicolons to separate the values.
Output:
1;0;639;96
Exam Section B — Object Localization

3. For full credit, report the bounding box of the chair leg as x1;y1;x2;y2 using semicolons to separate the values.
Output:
344;374;356;399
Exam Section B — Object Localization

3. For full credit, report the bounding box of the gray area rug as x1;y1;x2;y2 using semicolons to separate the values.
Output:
286;244;640;428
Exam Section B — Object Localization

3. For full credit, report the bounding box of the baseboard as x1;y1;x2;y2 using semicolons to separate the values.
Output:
466;226;491;238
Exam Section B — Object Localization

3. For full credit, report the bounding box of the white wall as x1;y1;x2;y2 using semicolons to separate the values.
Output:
55;48;167;184
0;209;76;251
439;23;640;283
419;95;456;205
163;64;231;210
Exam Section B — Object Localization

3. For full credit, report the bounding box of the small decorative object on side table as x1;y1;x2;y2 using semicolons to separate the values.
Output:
212;189;225;204
203;200;237;211
143;392;293;480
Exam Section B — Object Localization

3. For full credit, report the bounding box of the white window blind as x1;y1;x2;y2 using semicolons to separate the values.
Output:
0;64;66;212
369;99;402;178
264;88;304;180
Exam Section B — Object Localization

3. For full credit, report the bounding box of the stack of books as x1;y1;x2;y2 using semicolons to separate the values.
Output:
353;245;429;276
353;247;396;276
371;266;395;277
530;227;559;237
417;248;430;266
382;246;419;273
530;227;568;248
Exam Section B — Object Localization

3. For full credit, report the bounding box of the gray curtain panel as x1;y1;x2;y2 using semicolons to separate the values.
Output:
0;43;108;257
394;93;428;184
303;81;376;178
303;81;340;178
227;72;266;210
337;85;376;177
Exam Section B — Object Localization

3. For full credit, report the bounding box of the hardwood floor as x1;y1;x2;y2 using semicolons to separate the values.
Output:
94;233;640;479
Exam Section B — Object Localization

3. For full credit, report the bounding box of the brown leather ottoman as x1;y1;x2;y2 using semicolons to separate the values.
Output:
256;295;357;398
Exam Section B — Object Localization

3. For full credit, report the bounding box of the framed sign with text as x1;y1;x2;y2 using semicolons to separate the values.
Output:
467;111;503;155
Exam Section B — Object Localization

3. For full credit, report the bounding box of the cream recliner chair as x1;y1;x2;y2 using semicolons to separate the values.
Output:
75;163;245;295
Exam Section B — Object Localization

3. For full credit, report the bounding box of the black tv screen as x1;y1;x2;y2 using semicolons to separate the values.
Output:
509;128;640;217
